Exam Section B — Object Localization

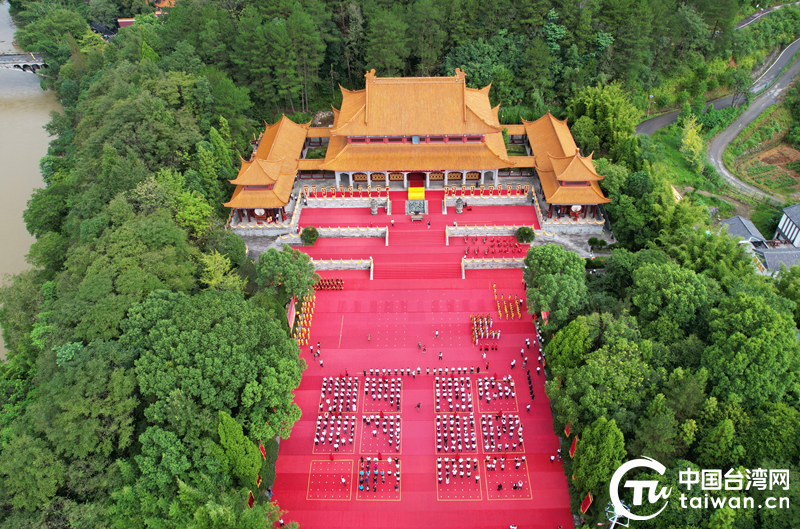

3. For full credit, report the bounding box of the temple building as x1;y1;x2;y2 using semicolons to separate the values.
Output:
224;69;610;224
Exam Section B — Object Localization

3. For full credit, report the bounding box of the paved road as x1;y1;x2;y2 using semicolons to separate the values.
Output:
636;38;800;136
707;57;800;205
735;3;798;29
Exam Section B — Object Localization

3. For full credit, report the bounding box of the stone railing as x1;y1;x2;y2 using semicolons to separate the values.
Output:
316;226;387;238
460;257;525;278
311;257;374;279
444;194;529;207
304;196;389;209
540;215;605;234
275;233;304;246
446;225;524;245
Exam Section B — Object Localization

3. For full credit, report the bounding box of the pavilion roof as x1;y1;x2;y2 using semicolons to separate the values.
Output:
229;115;308;187
330;69;502;137
549;152;603;182
226;115;308;208
223;173;294;209
538;168;610;205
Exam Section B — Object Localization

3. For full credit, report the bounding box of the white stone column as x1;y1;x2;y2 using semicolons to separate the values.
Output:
425;172;430;189
493;169;498;187
461;170;466;186
348;173;353;188
403;172;408;189
335;171;341;191
480;171;485;186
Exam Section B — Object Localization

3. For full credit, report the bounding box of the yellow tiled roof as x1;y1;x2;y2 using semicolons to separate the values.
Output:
298;159;325;170
549;152;602;182
223;173;294;209
331;69;502;137
307;127;332;138
523;112;577;172
539;169;610;205
230;157;284;186
319;137;514;172
503;124;527;135
226;115;308;207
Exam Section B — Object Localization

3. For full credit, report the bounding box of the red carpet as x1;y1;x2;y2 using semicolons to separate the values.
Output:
273;198;571;529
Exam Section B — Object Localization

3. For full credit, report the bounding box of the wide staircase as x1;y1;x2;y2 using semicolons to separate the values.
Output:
373;198;461;280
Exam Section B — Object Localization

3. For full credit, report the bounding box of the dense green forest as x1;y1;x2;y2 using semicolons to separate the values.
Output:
1;0;800;527
530;157;800;526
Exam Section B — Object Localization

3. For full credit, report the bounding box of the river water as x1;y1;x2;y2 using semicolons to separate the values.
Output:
0;1;61;358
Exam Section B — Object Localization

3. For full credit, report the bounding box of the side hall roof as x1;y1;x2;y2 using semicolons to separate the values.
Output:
538;168;611;205
223;175;293;209
549;152;603;182
523;112;577;173
229;115;308;186
330;69;502;137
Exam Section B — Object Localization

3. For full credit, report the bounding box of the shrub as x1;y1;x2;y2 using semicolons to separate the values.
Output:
301;226;319;246
587;237;607;248
516;226;535;243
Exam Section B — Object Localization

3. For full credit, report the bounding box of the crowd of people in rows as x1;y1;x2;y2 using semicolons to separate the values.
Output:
463;236;525;256
314;413;355;450
435;376;473;413
319;376;359;413
364;377;402;410
478;376;516;405
363;413;401;451
363;367;419;377
485;455;527;471
436;413;478;453
314;278;344;290
437;456;480;485
358;456;401;493
481;413;524;452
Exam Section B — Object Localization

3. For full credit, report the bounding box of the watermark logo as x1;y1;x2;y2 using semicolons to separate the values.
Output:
609;458;791;519
609;456;672;521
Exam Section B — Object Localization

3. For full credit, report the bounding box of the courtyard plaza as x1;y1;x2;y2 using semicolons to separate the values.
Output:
271;192;573;529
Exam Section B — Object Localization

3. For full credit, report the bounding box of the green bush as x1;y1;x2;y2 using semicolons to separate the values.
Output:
516;226;535;243
587;237;607;248
301;226;319;246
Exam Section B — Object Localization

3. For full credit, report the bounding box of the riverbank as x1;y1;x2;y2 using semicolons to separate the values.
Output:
0;1;61;359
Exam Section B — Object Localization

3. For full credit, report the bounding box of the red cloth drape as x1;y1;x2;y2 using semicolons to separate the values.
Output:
580;492;593;513
569;436;578;458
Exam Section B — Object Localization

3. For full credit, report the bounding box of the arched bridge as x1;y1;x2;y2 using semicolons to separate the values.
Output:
0;53;48;73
